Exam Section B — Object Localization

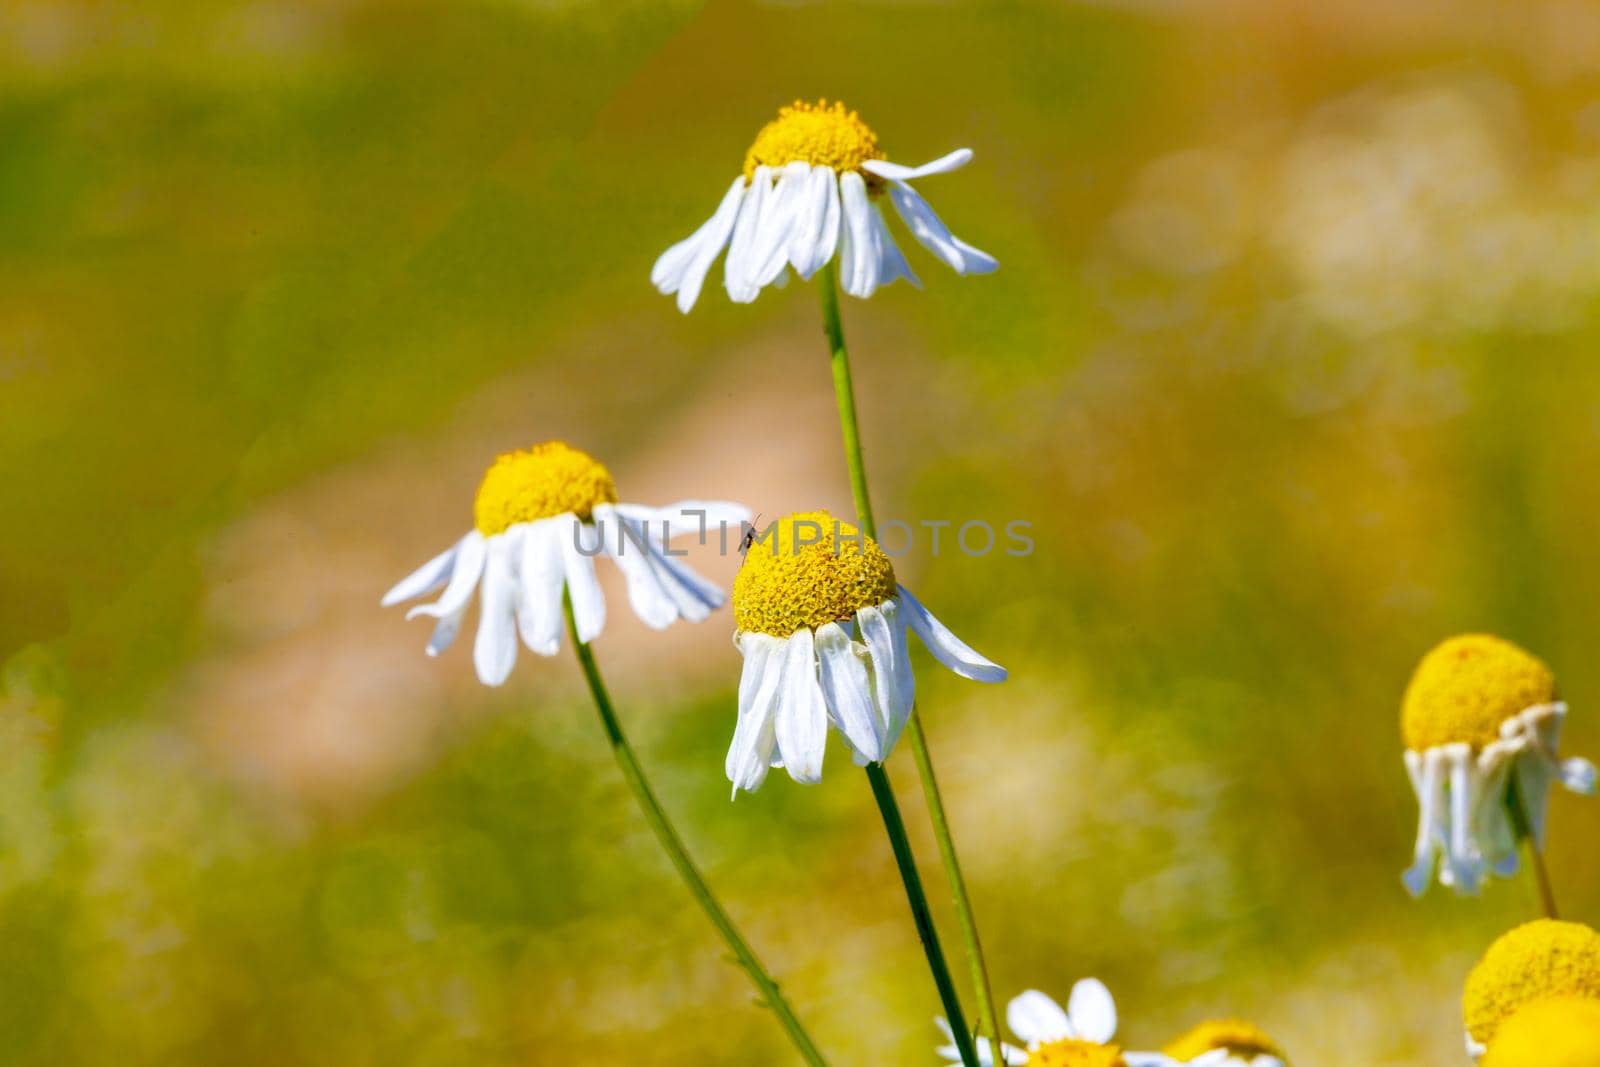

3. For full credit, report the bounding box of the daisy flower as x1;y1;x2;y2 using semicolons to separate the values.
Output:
1399;633;1596;897
651;99;997;312
725;511;1004;793
1162;1020;1288;1066
1462;920;1600;1059
1481;995;1600;1067
383;441;747;686
937;980;1176;1067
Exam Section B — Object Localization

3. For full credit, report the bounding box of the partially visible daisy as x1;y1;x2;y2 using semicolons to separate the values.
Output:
652;99;997;312
1463;919;1600;1059
937;980;1175;1067
725;511;1004;793
1162;1020;1287;1066
1399;633;1596;896
383;441;747;686
1481;995;1600;1067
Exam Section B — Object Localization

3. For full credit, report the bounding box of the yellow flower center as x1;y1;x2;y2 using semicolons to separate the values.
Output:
1482;995;1600;1067
743;99;886;182
472;441;618;536
1401;633;1556;752
1027;1038;1126;1067
1464;920;1600;1046
1163;1019;1285;1062
732;510;897;637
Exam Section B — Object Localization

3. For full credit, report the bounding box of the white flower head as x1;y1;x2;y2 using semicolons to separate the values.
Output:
937;980;1179;1066
726;510;1005;794
1399;634;1597;897
652;99;997;312
383;441;748;686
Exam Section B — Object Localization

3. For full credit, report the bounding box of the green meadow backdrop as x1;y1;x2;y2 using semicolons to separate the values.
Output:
2;1;1599;1062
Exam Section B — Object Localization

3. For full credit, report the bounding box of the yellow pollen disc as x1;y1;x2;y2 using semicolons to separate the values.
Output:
1163;1019;1285;1062
1464;920;1600;1046
1482;996;1600;1067
472;441;618;536
1401;633;1556;752
732;510;896;637
743;99;885;182
1027;1038;1126;1067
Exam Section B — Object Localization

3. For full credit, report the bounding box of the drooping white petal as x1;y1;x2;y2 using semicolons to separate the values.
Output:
897;584;1007;683
405;530;486;623
815;622;883;763
1446;746;1482;892
788;166;839;280
886;181;999;275
610;500;752;547
596;504;678;630
653;176;745;314
639;535;724;623
773;627;828;784
869;200;921;289
1067;977;1117;1045
1402;749;1441;897
1006;989;1073;1046
513;519;566;657
860;148;974;182
562;519;606;645
727;633;784;795
724;166;774;302
859;602;914;751
838;170;879;298
473;534;519;686
745;162;809;293
381;536;462;607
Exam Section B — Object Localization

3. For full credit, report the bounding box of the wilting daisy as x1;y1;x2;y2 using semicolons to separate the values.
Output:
1399;633;1596;897
725;511;1004;793
1162;1020;1288;1066
383;441;747;686
1463;920;1600;1059
937;980;1175;1067
652;99;997;312
1481;995;1600;1067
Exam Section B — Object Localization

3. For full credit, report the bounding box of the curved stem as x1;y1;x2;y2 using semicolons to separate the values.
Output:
817;260;995;1067
566;602;829;1065
1506;775;1559;919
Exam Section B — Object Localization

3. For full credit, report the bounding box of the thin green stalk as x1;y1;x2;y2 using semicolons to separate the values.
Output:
565;601;828;1066
1506;776;1559;919
817;259;996;1066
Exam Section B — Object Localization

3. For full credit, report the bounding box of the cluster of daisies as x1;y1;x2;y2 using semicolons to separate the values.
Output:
377;95;1600;1064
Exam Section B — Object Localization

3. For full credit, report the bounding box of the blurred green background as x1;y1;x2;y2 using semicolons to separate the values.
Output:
4;0;1600;1063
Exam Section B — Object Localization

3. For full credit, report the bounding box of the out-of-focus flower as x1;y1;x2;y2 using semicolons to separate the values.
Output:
383;441;747;686
1463;920;1600;1058
725;511;1004;794
651;99;996;311
936;979;1175;1066
1162;1019;1287;1066
1481;995;1600;1067
1399;633;1596;896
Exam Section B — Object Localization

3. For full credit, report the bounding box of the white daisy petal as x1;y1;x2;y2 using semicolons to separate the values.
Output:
897;584;1007;683
473;535;519;686
1007;989;1074;1046
724;166;774;302
513;520;566;657
405;530;486;622
773;628;828;784
727;633;784;794
787;165;832;279
749;161;809;290
614;500;752;543
815;621;884;763
1067;977;1117;1045
639;535;723;622
1402;748;1441;897
561;519;606;645
887;181;999;275
869;200;921;290
858;602;913;750
654;176;745;314
596;504;678;630
381;536;461;607
860;147;974;182
838;170;879;298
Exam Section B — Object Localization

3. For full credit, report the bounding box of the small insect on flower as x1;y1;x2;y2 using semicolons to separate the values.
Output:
1481;995;1600;1067
1399;633;1596;897
724;510;1005;794
1463;919;1600;1059
935;980;1180;1067
652;99;997;312
1162;1019;1288;1066
382;441;748;686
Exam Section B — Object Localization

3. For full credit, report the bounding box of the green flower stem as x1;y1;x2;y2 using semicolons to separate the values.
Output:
1506;775;1559;920
565;601;829;1066
817;259;994;1067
